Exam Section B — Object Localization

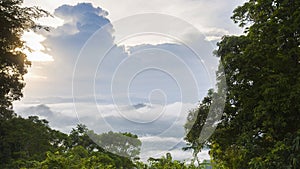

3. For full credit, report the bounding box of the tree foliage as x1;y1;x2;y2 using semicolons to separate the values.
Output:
0;120;139;169
0;117;209;169
183;89;213;165
33;146;119;169
134;153;211;169
0;116;68;169
192;0;300;168
94;131;142;159
0;0;49;118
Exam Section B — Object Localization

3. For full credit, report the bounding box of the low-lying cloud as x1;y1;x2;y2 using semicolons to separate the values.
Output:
14;100;204;160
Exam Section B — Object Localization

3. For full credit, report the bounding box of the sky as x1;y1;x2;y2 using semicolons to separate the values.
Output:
14;0;245;162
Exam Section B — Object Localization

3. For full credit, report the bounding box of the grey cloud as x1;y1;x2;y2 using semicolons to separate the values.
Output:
20;104;78;133
54;3;110;34
23;104;55;117
54;3;108;18
44;3;114;59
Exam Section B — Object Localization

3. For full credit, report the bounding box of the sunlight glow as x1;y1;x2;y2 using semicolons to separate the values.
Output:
22;31;54;62
36;16;64;28
25;51;54;62
24;72;48;80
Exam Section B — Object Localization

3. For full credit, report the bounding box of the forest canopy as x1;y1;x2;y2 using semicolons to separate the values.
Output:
186;0;300;168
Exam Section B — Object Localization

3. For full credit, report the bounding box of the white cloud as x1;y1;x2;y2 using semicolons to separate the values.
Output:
14;99;197;134
140;135;182;143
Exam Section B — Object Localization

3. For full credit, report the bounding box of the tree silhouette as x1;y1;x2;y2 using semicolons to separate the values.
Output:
0;0;49;118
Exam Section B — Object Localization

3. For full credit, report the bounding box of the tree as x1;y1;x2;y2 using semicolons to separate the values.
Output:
34;125;137;169
147;153;187;169
68;124;101;152
183;89;213;166
0;116;67;169
206;0;300;168
96;131;142;159
33;146;116;169
64;124;138;168
0;0;49;118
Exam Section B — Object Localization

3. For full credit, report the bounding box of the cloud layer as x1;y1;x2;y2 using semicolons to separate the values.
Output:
15;101;204;160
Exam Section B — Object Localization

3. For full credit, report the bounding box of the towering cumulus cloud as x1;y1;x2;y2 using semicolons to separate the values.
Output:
27;3;118;97
44;3;114;63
